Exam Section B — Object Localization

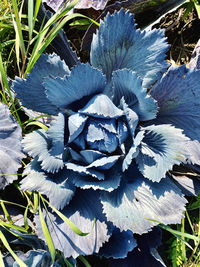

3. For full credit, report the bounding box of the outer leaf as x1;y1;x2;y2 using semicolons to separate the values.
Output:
172;175;200;197
91;9;169;88
113;70;158;121
0;103;24;189
99;228;137;259
11;233;45;250
13;53;70;115
13;249;60;267
110;227;166;267
136;124;190;182
189;38;200;69
21;160;75;210
150;65;200;141
44;63;106;111
39;203;56;264
43;0;109;11
101;167;187;234
34;189;110;258
185;139;200;165
75;0;108;9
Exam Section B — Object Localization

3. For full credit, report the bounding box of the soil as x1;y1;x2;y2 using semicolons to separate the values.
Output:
152;6;200;65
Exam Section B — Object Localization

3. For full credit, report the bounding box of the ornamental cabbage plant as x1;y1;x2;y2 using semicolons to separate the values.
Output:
13;9;200;264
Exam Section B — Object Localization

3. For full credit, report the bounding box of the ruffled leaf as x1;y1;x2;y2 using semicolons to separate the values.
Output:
101;167;187;234
113;70;158;121
21;160;75;210
22;129;64;173
87;155;120;170
117;120;129;145
99;228;137;259
86;121;118;153
0;103;24;189
68;113;88;143
121;98;138;139
80;94;123;119
91;9;169;88
66;162;104;180
150;65;200;141
122;131;144;172
45;63;106;111
73;134;86;150
34;189;110;258
80;150;105;164
47;113;65;157
136;124;190;182
71;163;121;192
13;53;69;115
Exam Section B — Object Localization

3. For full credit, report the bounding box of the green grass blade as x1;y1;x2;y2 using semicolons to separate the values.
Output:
147;218;200;242
39;200;56;264
28;13;98;71
33;0;42;27
62;257;74;267
28;0;34;39
78;256;91;267
25;121;48;131
0;221;29;233
194;0;200;19
0;39;15;48
0;230;28;267
26;0;80;73
0;202;13;224
186;210;195;235
0;54;22;126
0;200;26;209
23;205;29;230
11;0;26;58
33;192;39;213
0;250;5;267
22;114;51;125
0;52;9;103
182;1;193;20
41;194;89;236
12;13;21;76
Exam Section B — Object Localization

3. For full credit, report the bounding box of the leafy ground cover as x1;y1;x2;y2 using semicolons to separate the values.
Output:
0;1;200;266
